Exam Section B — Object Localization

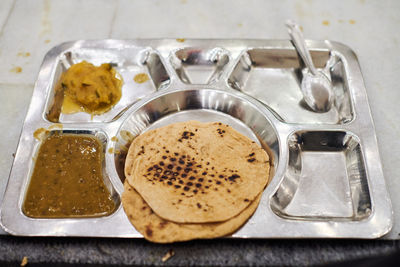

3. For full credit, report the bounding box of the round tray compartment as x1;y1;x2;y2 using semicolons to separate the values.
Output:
112;88;280;192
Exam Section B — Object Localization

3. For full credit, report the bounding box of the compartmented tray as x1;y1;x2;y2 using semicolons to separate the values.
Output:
0;39;392;238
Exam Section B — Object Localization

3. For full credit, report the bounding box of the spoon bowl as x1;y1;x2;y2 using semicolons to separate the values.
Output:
301;71;334;112
286;20;334;113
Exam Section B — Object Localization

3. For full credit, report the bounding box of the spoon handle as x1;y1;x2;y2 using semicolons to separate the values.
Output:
286;20;318;75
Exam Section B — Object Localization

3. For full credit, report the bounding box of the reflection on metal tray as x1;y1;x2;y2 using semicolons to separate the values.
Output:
0;39;392;238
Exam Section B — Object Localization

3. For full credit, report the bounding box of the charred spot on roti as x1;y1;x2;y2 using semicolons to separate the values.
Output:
158;221;168;229
145;225;153;237
228;174;240;182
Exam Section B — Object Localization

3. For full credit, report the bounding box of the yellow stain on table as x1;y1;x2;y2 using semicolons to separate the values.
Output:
45;39;51;44
349;19;356;24
10;66;22;73
134;73;150;83
17;52;30;57
237;23;243;27
108;147;114;154
176;38;186;43
322;20;330;26
40;0;52;36
111;136;119;142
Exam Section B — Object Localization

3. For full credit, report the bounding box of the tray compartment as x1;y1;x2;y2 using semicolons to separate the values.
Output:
170;47;230;84
228;49;353;124
45;47;170;123
113;89;279;183
270;131;371;220
22;129;121;218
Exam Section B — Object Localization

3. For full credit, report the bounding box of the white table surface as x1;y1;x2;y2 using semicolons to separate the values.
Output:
0;0;399;239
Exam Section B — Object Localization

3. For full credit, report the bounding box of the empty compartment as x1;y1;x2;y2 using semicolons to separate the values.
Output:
45;47;170;123
228;49;353;124
170;47;230;84
271;131;371;221
22;130;120;218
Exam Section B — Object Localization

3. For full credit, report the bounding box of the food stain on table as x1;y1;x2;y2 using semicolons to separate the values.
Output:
349;19;356;24
40;0;52;36
10;66;22;73
111;136;119;142
322;20;330;26
134;73;150;83
23;133;116;218
17;52;30;57
176;38;186;43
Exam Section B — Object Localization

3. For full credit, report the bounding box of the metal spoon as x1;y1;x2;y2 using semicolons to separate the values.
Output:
286;20;334;112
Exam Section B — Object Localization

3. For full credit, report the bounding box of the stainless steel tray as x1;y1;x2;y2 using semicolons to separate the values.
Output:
0;39;392;238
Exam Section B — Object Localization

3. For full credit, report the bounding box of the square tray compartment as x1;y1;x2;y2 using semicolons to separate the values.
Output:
170;47;230;85
45;47;170;123
271;131;371;220
21;129;121;218
228;48;353;124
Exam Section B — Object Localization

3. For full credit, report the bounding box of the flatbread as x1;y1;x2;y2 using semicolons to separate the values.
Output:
122;182;262;243
125;121;270;223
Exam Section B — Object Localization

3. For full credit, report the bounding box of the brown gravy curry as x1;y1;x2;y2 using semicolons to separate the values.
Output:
23;133;116;218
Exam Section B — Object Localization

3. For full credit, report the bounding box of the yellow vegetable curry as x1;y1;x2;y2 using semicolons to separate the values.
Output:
61;61;122;115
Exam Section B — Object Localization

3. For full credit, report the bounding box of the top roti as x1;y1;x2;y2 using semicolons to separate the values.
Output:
125;121;270;223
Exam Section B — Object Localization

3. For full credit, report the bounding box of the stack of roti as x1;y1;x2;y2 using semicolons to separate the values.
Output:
123;121;270;243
